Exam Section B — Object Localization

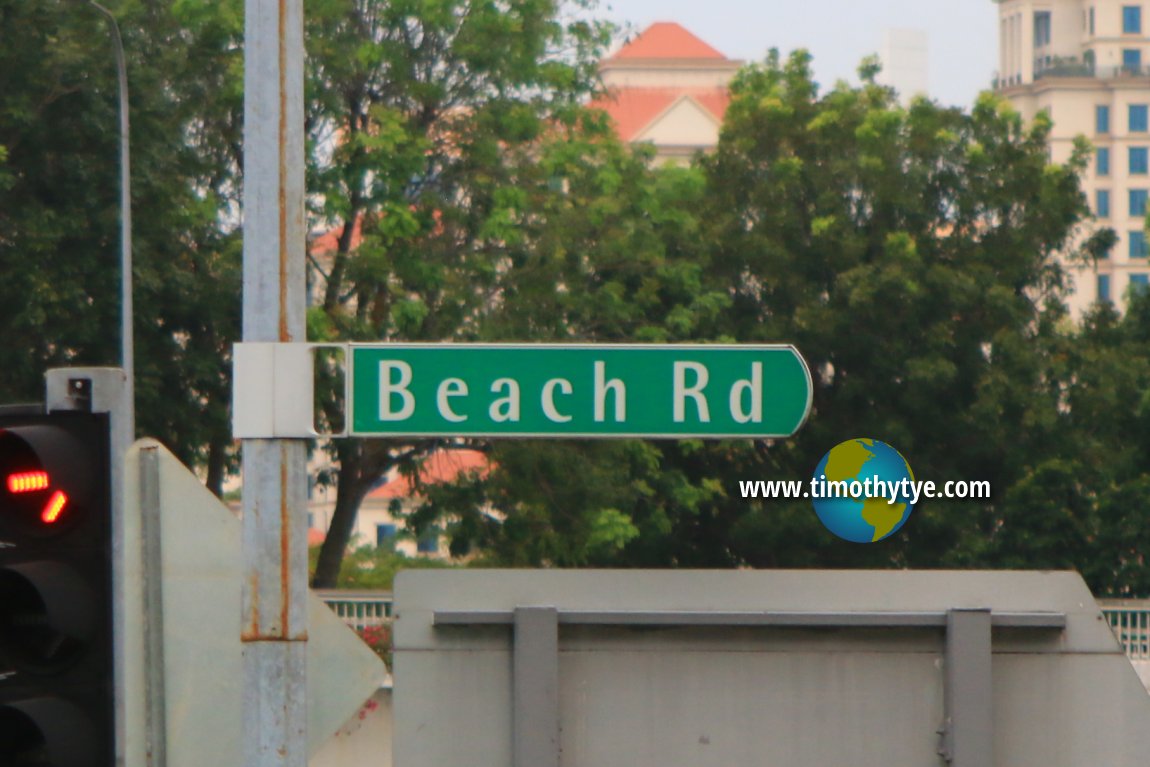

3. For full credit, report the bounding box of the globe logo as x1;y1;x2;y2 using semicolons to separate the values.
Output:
811;438;915;543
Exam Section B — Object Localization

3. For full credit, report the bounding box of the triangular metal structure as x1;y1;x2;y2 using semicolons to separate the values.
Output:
120;439;385;767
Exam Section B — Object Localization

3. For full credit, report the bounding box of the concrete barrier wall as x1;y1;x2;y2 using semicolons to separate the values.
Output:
395;570;1150;767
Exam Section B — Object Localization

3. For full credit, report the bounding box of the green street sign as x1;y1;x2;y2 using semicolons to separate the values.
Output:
349;344;811;439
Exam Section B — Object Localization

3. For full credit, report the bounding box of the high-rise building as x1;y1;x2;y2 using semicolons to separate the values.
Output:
995;0;1150;314
876;28;929;105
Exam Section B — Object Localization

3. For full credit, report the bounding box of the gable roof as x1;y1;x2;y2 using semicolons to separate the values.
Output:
610;22;727;61
632;93;726;144
589;87;730;142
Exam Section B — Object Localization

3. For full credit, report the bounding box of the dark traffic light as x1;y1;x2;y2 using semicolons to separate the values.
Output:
0;408;113;767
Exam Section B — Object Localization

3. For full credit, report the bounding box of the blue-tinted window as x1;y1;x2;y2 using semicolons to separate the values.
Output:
1097;105;1111;133
1131;230;1148;258
1035;11;1053;45
1132;104;1149;132
1125;49;1144;73
1099;274;1112;302
1131;189;1149;215
1125;6;1143;33
1097;189;1111;217
1098;147;1111;175
1035;12;1051;44
1133;147;1150;173
376;523;397;548
1132;273;1150;292
416;533;438;553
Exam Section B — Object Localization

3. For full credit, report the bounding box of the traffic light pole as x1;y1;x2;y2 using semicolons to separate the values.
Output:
44;367;145;767
241;0;309;765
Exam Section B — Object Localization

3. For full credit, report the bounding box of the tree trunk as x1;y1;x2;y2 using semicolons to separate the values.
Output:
312;442;372;588
311;439;438;587
205;429;228;497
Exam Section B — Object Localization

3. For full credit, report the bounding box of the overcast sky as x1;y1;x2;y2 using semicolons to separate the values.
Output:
597;0;1000;108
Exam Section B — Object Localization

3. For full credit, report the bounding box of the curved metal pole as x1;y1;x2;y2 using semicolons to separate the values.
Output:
83;8;140;767
87;0;135;442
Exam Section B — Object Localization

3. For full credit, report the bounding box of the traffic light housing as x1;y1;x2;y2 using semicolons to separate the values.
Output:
0;408;113;767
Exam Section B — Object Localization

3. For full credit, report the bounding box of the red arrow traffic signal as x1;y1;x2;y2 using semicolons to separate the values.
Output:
0;409;112;767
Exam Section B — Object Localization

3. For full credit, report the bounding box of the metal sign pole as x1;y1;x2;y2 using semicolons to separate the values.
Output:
241;0;308;762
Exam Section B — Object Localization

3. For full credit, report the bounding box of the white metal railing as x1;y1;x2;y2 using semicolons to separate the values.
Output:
316;590;394;632
1099;600;1150;661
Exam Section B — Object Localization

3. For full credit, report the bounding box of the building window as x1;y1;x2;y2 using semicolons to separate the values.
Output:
1131;104;1149;132
1099;274;1112;302
1090;7;1096;35
1124;49;1144;73
1131;189;1149;215
1131;230;1149;258
1133;147;1150;173
416;532;438;553
1097;105;1111;133
376;523;397;549
1125;5;1143;33
1098;147;1111;175
1097;189;1111;217
1035;11;1052;45
1132;273;1150;293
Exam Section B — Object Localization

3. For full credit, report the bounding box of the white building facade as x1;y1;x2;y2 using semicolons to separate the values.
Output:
996;0;1150;314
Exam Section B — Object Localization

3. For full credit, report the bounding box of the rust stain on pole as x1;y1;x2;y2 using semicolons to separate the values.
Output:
242;571;262;641
280;455;292;634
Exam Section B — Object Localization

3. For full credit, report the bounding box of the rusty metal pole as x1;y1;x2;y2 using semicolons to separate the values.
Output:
241;0;308;762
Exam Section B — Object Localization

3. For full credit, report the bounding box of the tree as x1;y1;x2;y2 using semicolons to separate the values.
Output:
1000;291;1150;595
405;135;735;565
655;53;1106;571
305;0;620;586
0;0;245;491
415;51;1124;578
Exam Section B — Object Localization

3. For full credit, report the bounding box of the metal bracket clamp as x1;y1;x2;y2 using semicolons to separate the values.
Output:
938;609;993;766
231;342;348;438
513;607;560;767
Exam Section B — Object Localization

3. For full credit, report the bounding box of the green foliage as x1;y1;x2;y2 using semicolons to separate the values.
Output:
307;0;624;585
0;0;244;490
7;0;1148;597
308;544;453;590
411;50;1150;596
670;51;1096;573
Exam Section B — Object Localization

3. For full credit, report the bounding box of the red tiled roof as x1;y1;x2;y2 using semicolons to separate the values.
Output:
691;90;732;120
310;215;363;255
308;528;327;546
368;449;490;500
588;88;730;142
610;22;727;61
